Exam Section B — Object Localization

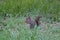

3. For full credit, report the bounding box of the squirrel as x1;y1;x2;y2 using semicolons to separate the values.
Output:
25;15;41;29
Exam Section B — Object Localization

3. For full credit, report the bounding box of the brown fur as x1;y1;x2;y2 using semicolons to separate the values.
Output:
35;16;41;26
25;16;35;29
25;16;41;29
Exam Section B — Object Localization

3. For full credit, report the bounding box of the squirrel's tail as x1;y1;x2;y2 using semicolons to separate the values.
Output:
35;15;42;26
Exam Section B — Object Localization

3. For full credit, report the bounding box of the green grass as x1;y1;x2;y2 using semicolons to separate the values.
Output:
0;0;60;16
0;0;60;40
0;17;60;40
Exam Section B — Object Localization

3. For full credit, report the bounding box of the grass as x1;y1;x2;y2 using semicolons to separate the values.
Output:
0;0;60;40
0;17;60;40
0;0;60;16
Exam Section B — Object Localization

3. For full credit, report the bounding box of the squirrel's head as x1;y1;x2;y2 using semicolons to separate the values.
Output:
25;16;31;24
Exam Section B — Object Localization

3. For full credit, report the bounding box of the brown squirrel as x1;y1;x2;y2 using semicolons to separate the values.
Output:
25;15;41;29
25;16;35;29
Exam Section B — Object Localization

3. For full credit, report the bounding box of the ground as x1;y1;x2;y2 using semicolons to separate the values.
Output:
0;17;60;40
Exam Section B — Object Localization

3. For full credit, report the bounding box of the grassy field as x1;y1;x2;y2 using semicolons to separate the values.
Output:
0;17;60;40
0;0;60;40
0;0;60;16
